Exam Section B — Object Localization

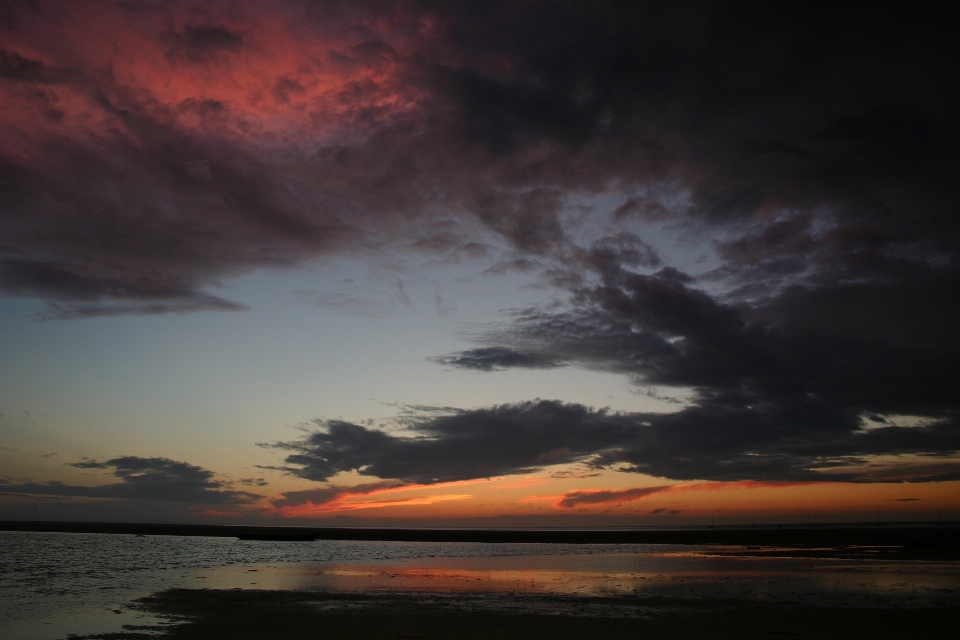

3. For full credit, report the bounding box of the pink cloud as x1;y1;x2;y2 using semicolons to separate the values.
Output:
268;477;490;517
555;480;826;509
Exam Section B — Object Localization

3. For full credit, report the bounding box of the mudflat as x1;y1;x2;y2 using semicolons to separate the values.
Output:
85;589;959;640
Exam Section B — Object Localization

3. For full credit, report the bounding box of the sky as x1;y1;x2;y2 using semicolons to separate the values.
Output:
1;0;958;527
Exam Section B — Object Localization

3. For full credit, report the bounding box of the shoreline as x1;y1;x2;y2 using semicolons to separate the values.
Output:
4;520;958;560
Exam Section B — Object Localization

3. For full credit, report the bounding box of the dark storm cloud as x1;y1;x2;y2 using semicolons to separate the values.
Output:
431;0;960;444
0;2;436;316
0;456;260;503
269;401;636;484
3;0;958;320
0;47;48;81
427;0;960;380
271;481;403;508
453;265;960;416
430;252;960;479
434;0;958;216
3;2;958;480
165;24;245;61
0;256;248;318
606;394;960;482
577;233;661;273
269;399;960;485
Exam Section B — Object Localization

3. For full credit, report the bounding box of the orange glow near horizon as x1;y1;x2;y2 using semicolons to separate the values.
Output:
265;477;499;518
258;467;960;523
273;494;473;517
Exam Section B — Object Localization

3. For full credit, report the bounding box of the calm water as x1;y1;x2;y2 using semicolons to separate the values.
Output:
2;531;959;639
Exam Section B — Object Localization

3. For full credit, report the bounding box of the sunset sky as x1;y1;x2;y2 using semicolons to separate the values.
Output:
1;0;958;526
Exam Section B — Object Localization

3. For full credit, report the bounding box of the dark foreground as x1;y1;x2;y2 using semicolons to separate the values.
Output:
81;589;960;640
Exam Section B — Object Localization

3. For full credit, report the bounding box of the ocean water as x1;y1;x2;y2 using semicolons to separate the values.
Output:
2;531;959;639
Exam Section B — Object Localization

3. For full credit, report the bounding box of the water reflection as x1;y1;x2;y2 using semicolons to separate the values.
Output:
2;533;958;640
196;550;960;608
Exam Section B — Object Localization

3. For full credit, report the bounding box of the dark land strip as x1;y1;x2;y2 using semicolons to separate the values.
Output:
3;520;959;559
74;589;960;640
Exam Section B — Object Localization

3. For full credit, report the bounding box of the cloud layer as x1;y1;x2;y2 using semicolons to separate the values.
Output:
3;2;958;489
1;456;260;504
427;223;960;483
269;400;960;485
4;1;956;317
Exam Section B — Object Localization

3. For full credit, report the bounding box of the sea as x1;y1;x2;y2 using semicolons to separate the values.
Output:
2;530;959;639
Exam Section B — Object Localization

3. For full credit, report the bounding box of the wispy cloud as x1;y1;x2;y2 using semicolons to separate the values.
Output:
431;347;564;372
306;493;472;513
556;486;671;509
555;480;825;509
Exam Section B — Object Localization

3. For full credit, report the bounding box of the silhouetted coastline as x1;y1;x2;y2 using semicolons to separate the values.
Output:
73;589;960;640
3;520;957;559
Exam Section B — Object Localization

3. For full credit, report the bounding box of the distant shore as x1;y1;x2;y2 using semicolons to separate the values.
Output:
2;520;958;558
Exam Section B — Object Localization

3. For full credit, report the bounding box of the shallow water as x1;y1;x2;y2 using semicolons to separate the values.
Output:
2;531;958;639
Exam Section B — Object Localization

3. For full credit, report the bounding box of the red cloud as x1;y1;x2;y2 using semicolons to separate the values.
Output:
1;2;426;148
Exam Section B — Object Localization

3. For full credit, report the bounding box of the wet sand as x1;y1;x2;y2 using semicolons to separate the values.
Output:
81;588;960;640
